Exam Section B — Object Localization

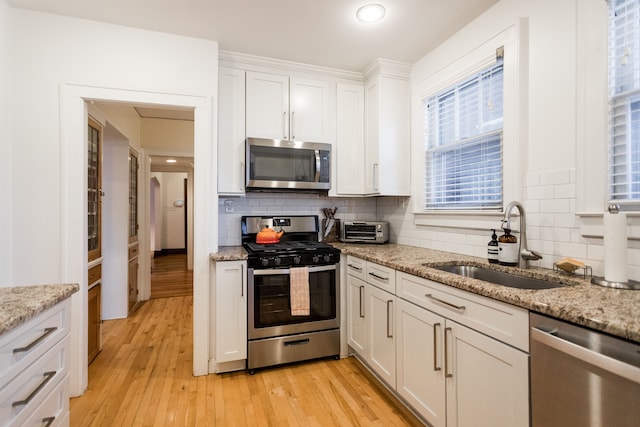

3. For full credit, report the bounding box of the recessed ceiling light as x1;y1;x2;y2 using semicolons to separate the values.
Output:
356;4;386;23
166;159;177;163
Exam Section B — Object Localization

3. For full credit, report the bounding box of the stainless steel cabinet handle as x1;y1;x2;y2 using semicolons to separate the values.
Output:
531;327;640;383
42;417;56;427
12;371;56;408
373;163;379;191
347;264;363;272
240;161;245;191
359;286;365;318
433;323;442;372
291;111;295;140
13;327;57;354
369;272;389;281
386;300;393;338
283;111;287;139
425;294;466;313
444;327;453;378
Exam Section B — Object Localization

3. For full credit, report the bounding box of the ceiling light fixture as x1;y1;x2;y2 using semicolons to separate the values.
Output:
166;159;177;163
356;4;386;23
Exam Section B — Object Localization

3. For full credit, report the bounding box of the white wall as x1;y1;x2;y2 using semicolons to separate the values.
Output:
5;5;218;394
0;0;13;284
380;0;640;282
153;172;188;249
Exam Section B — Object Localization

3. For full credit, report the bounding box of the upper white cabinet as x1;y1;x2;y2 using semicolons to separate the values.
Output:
246;71;332;143
335;83;365;195
218;67;246;194
364;60;411;196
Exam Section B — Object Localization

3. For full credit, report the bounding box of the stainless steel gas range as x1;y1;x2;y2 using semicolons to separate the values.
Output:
241;215;341;373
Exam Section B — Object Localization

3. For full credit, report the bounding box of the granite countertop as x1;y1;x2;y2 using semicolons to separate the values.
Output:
0;283;79;336
209;243;640;343
333;243;640;343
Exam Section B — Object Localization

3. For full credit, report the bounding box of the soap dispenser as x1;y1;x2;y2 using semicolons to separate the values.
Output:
498;227;518;266
487;229;499;264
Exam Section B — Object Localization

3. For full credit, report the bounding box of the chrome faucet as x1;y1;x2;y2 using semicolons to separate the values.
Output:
502;201;543;269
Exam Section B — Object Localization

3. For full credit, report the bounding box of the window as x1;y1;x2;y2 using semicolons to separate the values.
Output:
424;57;504;210
609;0;640;207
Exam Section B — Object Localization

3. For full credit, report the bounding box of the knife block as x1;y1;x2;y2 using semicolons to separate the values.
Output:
322;219;340;243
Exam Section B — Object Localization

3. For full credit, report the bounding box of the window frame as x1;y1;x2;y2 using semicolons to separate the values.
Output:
412;21;527;230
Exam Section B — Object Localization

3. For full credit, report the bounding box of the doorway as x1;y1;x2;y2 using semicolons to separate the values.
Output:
60;84;215;396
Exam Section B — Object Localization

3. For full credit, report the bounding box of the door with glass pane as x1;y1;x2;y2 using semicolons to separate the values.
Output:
87;116;102;363
128;148;139;313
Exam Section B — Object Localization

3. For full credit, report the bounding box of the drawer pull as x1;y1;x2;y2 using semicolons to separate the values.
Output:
369;272;389;281
386;300;393;338
12;371;56;408
13;327;57;354
348;264;363;272
359;286;365;318
425;294;466;313
284;338;310;347
42;416;56;427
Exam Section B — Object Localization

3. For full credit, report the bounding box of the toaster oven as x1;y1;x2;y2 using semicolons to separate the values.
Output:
341;221;389;244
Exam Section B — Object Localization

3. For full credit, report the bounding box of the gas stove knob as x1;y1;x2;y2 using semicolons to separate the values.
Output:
293;256;301;265
274;257;282;266
323;254;332;263
260;258;269;267
312;255;320;264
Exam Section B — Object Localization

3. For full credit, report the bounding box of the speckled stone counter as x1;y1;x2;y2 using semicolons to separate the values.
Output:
210;246;247;261
333;243;640;343
0;284;79;336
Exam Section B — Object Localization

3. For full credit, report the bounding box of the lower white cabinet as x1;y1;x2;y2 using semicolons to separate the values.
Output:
0;298;71;427
347;257;530;427
212;260;247;370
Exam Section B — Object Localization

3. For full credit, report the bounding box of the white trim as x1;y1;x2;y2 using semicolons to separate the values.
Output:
59;83;215;396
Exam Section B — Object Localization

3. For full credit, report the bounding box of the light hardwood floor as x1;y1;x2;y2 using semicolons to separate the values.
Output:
150;253;193;299
70;295;424;426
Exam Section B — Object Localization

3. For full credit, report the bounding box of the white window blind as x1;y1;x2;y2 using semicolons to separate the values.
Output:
424;58;504;210
609;0;640;206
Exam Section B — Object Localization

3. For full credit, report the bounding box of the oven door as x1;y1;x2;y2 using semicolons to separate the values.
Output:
248;264;339;340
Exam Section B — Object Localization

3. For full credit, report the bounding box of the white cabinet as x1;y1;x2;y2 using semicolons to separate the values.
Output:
246;71;332;142
395;271;530;427
213;260;247;369
346;256;396;387
218;67;246;194
364;71;411;196
334;83;365;195
0;298;71;427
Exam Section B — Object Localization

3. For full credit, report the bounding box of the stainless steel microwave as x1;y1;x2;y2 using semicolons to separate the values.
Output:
341;221;389;244
246;137;331;191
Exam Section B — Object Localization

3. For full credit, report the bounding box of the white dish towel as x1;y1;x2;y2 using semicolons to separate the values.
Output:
290;266;310;316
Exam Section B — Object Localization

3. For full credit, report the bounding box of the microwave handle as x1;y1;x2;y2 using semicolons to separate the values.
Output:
314;149;321;182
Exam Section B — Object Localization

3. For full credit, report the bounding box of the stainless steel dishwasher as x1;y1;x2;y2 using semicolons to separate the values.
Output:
530;313;640;427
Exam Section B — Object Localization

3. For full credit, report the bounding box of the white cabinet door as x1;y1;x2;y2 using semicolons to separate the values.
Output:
346;274;368;355
364;74;410;196
290;77;330;142
335;83;365;195
246;71;290;140
218;67;246;194
396;299;446;427
446;320;529;427
367;284;396;388
215;260;247;363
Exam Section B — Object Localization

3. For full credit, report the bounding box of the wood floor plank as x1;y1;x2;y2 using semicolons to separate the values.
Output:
71;278;424;426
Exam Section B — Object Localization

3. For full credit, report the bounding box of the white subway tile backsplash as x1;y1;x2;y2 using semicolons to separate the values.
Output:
541;169;571;186
540;199;571;213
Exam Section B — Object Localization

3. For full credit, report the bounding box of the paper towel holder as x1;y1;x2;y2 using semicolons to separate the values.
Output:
591;203;639;289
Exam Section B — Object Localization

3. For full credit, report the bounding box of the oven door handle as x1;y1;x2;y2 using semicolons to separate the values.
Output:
251;264;337;276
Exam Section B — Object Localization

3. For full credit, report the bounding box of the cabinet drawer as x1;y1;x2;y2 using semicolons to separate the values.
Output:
346;256;367;281
366;262;395;294
88;264;101;286
0;336;70;425
128;244;139;260
0;299;70;387
10;374;69;427
396;271;529;351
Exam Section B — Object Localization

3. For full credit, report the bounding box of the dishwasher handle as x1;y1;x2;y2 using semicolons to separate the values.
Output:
531;327;640;384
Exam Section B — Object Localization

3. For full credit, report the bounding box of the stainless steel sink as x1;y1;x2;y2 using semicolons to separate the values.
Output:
432;265;565;290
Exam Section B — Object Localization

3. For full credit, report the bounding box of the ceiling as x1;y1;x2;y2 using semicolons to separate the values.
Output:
8;0;499;72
